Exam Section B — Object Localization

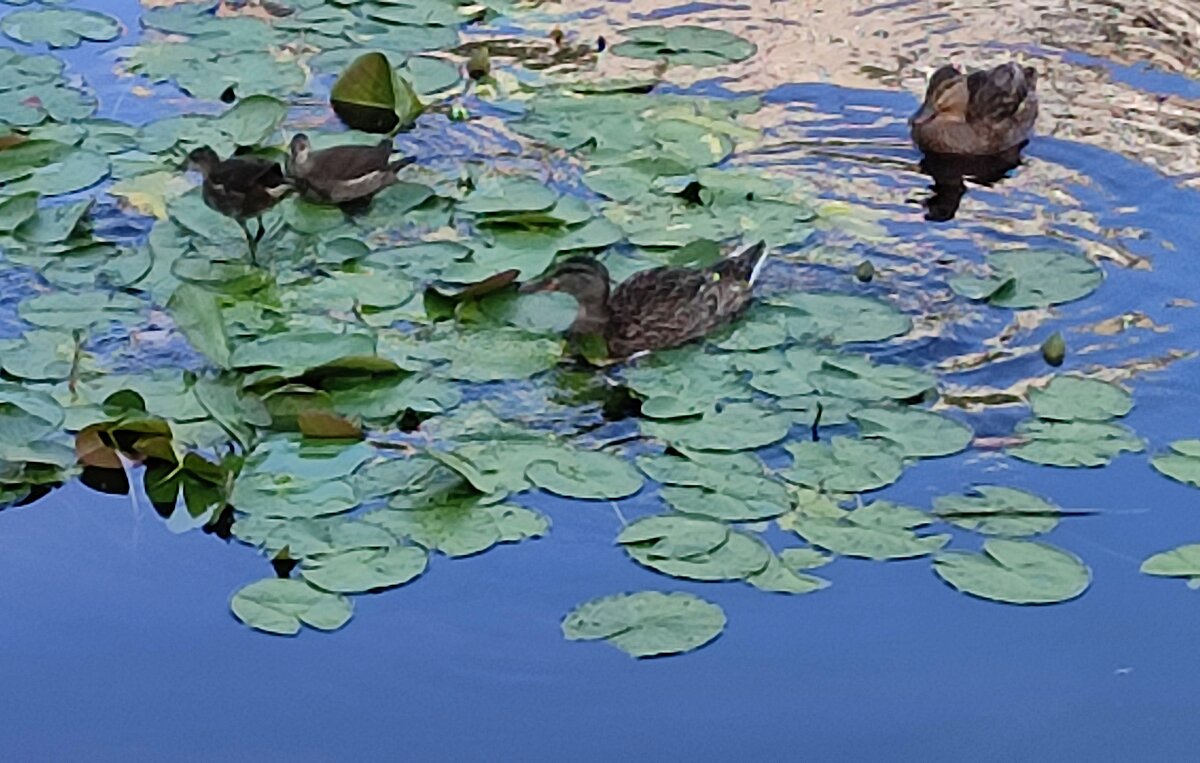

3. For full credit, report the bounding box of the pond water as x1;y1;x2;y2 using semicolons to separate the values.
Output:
3;0;1200;760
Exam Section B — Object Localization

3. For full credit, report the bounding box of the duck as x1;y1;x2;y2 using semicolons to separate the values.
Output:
910;62;1038;156
519;240;769;359
186;146;290;263
285;134;415;207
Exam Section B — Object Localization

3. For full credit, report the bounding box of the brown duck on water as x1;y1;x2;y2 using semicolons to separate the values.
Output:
285;134;415;207
519;240;770;359
186;147;290;263
910;62;1038;156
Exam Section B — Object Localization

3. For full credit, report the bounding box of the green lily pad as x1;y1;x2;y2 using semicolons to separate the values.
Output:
933;539;1091;605
620;516;770;581
949;249;1103;309
365;502;548;557
1140;544;1200;588
1150;440;1200;488
19;290;142;330
851;406;973;459
770;293;911;345
746;555;830;595
809;355;936;402
779;437;905;493
0;192;38;232
1008;420;1144;467
778;547;833;571
2;8;121;48
230;473;360;519
613;25;756;68
330;51;423;133
642;403;791;452
15;199;91;244
562;591;726;658
300;545;428;593
781;501;949;560
230;578;353;635
934;486;1060;537
637;451;790;521
526;451;644;500
458;176;559;216
617;515;730;560
1029;376;1132;422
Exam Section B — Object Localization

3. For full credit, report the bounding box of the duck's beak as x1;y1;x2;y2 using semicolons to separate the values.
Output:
910;103;936;126
519;277;556;294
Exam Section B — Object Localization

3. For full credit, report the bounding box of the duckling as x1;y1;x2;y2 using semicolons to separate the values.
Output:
186;146;290;263
519;240;769;359
285;134;415;207
910;62;1038;156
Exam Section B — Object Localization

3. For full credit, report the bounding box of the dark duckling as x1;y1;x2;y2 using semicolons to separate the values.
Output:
520;240;769;359
186;147;289;263
285;134;415;207
910;62;1038;156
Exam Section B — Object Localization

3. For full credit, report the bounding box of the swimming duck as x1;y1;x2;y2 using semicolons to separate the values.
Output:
285;134;415;207
186;147;289;263
519;240;769;359
910;62;1038;156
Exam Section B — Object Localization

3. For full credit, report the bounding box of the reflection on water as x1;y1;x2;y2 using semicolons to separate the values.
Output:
920;148;1024;222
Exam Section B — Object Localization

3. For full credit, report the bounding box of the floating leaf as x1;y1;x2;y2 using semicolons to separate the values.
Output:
949;249;1103;309
851;406;973;459
1151;440;1200;488
778;547;832;571
562;591;726;658
637;450;789;521
330;52;423;133
1029;376;1132;422
0;192;37;232
1008;420;1144;467
365;502;548;557
770;293;911;345
779;437;905;493
782;501;949;560
809;355;936;402
458;176;558;216
641;403;791;452
933;539;1091;605
167;284;231;369
613;25;756;67
621;516;770;581
746;555;830;594
1140;544;1200;588
617;515;730;560
526;451;644;500
2;8;121;48
300;546;428;594
230;578;353;635
934;486;1059;537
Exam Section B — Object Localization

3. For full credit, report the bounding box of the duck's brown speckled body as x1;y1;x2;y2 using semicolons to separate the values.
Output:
521;240;769;359
285;134;414;206
910;63;1038;156
186;146;290;262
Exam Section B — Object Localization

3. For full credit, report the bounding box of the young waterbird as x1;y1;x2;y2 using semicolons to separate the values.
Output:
285;134;415;207
185;147;289;264
520;240;770;359
910;62;1038;156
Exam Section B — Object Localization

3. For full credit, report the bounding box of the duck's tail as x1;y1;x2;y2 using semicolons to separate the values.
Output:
389;156;417;173
719;240;769;285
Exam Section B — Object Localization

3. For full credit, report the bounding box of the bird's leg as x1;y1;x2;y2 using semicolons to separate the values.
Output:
237;219;257;265
251;217;267;264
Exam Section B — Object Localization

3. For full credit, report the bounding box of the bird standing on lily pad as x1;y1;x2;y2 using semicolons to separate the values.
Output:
185;147;290;264
285;134;415;209
520;240;770;359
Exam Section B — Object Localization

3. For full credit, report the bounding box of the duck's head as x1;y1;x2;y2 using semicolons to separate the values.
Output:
288;133;313;164
912;65;968;126
520;256;611;333
185;146;220;176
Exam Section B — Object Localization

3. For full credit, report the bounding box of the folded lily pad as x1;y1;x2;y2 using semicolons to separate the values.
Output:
1140;544;1200;588
1150;439;1200;488
613;25;756;68
331;51;423;133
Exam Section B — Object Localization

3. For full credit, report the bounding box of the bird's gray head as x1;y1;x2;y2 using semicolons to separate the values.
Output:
288;133;312;163
185;146;220;175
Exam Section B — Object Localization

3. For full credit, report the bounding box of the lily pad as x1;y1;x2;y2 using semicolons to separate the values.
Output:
779;437;905;493
230;578;353;635
330;51;423;133
562;591;726;658
366;501;548;557
621;517;771;581
1140;544;1200;588
2;8;120;48
526;451;644;500
933;539;1091;605
949;249;1103;309
637;450;789;521
613;25;756;68
770;293;911;345
746;555;830;594
1029;376;1132;422
851;406;973;459
1008;420;1144;467
1151;440;1200;488
300;546;428;594
641;403;791;452
934;485;1060;537
617;515;730;560
782;501;949;560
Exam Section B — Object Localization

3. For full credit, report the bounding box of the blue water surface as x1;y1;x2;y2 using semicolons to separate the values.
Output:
3;1;1200;760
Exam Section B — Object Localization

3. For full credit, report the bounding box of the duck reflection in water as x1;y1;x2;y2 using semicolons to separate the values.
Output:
919;146;1023;222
